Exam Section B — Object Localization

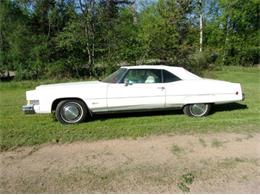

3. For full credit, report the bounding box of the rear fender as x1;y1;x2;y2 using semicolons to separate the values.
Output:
184;95;215;104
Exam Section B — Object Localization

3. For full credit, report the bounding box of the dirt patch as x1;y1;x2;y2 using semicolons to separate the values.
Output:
1;133;260;193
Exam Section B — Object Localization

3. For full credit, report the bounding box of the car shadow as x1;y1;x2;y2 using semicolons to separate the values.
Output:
211;102;248;114
92;109;183;121
90;103;248;121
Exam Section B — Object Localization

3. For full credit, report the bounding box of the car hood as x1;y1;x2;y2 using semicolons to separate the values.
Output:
36;81;105;90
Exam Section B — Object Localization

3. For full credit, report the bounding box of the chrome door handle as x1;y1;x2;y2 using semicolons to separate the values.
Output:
157;87;165;90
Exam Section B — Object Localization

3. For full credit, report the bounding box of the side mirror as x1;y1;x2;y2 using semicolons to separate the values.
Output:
124;78;129;86
124;78;132;86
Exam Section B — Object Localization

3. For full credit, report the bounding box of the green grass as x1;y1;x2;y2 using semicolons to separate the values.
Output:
211;138;224;148
198;138;207;147
0;66;260;151
171;144;184;156
177;172;195;192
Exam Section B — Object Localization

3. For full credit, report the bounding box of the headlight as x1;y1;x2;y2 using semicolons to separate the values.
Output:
28;100;39;105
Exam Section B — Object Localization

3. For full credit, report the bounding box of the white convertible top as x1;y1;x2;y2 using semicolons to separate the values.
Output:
121;65;201;80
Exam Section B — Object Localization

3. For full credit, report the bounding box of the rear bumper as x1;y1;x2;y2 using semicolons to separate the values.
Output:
22;104;35;114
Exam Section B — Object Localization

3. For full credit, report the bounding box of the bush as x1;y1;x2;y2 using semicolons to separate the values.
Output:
187;51;217;75
239;47;259;66
220;46;259;67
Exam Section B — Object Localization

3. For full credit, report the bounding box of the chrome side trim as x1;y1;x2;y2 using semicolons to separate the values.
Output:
108;104;164;111
91;104;183;113
86;93;235;100
93;107;182;115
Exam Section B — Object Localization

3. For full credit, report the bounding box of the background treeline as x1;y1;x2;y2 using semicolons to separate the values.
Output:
0;0;259;80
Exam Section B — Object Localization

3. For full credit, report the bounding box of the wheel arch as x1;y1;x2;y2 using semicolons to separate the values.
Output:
182;102;214;108
183;95;215;105
51;98;89;112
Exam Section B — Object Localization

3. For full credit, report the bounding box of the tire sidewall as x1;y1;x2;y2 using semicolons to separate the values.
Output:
55;100;88;124
184;103;211;117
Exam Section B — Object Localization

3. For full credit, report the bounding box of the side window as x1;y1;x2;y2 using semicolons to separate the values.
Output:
145;69;162;83
163;70;181;83
123;69;162;84
124;69;146;84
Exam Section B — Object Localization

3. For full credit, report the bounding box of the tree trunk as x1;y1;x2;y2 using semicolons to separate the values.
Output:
91;0;95;66
199;0;203;52
131;0;137;24
0;27;3;68
223;16;229;64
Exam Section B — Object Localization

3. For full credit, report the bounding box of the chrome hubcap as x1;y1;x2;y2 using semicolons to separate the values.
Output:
61;102;82;123
190;104;208;116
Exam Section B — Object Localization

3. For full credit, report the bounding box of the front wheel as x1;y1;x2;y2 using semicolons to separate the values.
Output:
55;100;88;124
183;103;211;117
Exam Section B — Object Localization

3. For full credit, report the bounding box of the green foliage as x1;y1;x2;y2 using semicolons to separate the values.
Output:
114;8;142;64
204;0;259;66
188;50;217;75
138;0;194;64
0;0;31;73
0;0;259;80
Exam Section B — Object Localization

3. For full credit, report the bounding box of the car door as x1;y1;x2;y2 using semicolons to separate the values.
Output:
107;69;166;111
162;69;184;108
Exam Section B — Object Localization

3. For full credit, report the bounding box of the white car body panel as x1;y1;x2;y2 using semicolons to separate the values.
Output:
29;81;108;113
23;65;244;114
106;83;165;111
165;79;242;106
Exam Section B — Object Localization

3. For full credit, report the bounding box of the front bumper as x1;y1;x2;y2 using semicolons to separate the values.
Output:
22;104;35;114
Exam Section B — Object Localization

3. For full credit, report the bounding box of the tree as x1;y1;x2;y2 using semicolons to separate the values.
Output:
139;0;194;65
199;0;203;52
1;0;259;80
204;0;259;65
0;0;32;78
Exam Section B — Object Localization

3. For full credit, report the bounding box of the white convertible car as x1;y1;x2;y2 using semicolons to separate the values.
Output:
22;65;245;124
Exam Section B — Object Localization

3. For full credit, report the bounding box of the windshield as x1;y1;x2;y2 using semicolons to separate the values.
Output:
102;68;127;83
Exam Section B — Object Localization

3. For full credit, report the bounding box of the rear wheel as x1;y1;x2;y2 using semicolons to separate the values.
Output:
183;103;211;117
55;99;88;124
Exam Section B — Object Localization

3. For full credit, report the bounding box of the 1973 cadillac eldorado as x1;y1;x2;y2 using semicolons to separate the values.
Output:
22;65;245;124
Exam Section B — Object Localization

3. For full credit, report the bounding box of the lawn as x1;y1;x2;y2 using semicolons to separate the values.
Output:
0;66;259;151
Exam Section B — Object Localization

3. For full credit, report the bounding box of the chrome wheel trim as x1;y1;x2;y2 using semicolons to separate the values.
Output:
61;102;83;123
189;104;208;117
